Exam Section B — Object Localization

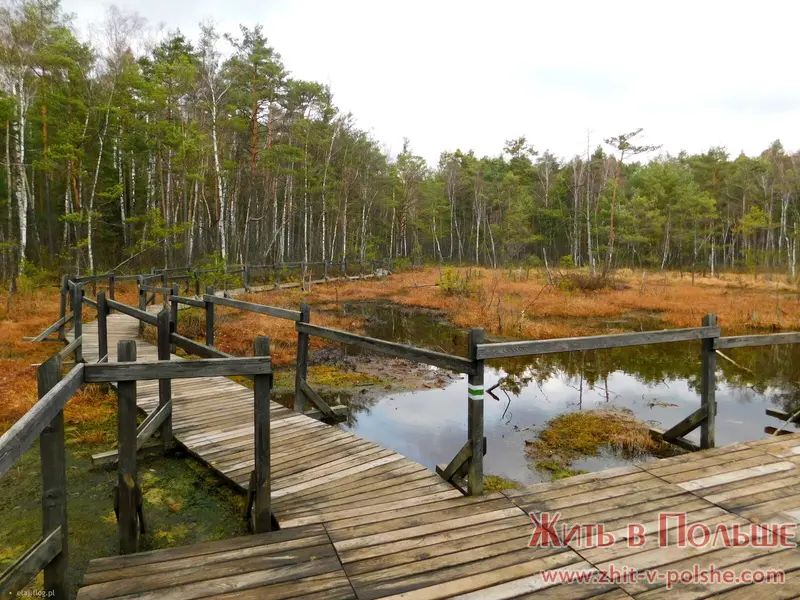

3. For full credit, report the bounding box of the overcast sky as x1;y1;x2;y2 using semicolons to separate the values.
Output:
62;0;799;164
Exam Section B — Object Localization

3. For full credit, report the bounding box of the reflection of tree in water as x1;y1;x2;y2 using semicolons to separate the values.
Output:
337;391;380;428
490;341;800;410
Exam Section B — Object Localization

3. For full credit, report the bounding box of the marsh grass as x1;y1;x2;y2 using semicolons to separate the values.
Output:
526;408;680;481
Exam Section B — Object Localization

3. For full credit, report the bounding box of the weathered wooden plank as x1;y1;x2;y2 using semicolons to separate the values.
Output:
476;325;720;359
117;341;139;555
38;356;68;599
0;527;62;598
203;293;301;321
106;298;158;326
299;379;335;418
59;335;83;361
170;333;232;359
295;303;311;412
253;336;272;534
0;364;84;479
715;332;800;349
82;296;99;310
84;357;271;382
140;284;172;295
27;314;74;342
169;295;204;308
297;322;473;374
661;406;707;442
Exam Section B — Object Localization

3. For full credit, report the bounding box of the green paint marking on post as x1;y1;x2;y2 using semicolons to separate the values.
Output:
468;385;483;398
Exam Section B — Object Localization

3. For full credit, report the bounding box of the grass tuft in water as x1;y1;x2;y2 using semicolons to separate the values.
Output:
526;408;679;481
483;475;520;493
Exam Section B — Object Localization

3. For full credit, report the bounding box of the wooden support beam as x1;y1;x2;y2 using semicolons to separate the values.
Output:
38;356;68;599
294;303;311;413
253;336;272;533
661;406;707;442
436;440;471;482
299;379;334;418
116;341;139;555
467;328;485;496
476;325;721;359
202;294;301;321
700;313;717;449
84;357;271;383
97;292;108;364
156;308;173;448
649;428;700;452
0;527;62;598
205;286;215;347
296;322;473;374
716;332;800;349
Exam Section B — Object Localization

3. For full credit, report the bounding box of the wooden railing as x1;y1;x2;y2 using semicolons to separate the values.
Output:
0;338;273;598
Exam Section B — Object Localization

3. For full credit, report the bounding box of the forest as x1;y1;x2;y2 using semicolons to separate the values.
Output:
1;0;798;282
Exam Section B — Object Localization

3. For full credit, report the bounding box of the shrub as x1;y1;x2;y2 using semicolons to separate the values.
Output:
438;267;479;297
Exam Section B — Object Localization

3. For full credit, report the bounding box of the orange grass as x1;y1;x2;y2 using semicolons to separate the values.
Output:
0;286;116;436
246;267;800;343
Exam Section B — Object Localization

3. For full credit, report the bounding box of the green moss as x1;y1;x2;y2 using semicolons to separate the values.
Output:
534;461;588;480
307;365;380;389
483;475;520;493
1;433;247;598
526;409;679;482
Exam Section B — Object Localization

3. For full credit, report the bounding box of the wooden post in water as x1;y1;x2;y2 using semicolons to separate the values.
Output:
38;355;68;599
700;313;717;449
253;336;272;533
467;328;485;496
170;283;179;354
97;291;108;362
294;303;311;413
117;340;139;554
58;275;68;341
72;284;83;363
205;286;215;347
157;307;173;449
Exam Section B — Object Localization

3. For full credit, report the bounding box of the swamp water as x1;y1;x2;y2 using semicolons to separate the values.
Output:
325;302;800;485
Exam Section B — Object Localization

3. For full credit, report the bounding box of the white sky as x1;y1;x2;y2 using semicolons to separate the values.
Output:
63;0;800;165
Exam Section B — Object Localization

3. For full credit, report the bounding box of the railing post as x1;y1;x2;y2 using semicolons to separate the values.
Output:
170;283;179;354
108;272;116;302
137;276;146;335
97;291;108;362
193;269;200;297
72;283;83;364
58;275;68;342
244;265;251;292
157;307;174;449
161;270;168;303
205;286;215;347
294;303;311;413
38;354;67;599
700;313;717;449
467;328;485;496
274;264;281;289
323;261;329;281
253;336;273;533
117;340;139;554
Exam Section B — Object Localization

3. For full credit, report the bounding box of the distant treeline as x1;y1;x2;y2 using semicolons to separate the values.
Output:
0;1;798;282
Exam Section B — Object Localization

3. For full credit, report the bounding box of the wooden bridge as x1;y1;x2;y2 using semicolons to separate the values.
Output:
4;267;800;599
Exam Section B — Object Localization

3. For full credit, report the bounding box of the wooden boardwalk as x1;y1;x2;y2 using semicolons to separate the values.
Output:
75;312;800;599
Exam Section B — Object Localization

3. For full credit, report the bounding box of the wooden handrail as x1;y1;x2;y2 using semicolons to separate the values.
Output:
106;298;158;326
84;357;272;383
202;294;302;321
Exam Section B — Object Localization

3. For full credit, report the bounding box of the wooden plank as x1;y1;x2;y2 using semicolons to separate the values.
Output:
203;293;301;321
59;334;83;361
106;298;158;326
715;332;800;349
436;440;471;482
297;322;473;374
0;527;62;598
170;333;232;359
661;406;707;441
82;296;99;310
169;295;205;308
299;379;334;418
0;364;84;479
678;461;796;492
27;314;74;342
38;355;68;599
476;325;720;359
83;357;271;382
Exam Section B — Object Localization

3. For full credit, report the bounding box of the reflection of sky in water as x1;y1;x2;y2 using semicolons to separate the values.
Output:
343;365;790;486
335;300;799;485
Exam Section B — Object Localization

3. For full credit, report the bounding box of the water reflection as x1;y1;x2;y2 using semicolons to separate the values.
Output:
324;301;800;484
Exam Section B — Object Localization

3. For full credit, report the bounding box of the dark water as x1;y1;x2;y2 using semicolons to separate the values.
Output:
326;302;800;485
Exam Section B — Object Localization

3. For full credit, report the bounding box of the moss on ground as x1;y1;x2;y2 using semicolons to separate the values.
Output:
483;475;520;493
0;404;247;598
526;408;679;482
